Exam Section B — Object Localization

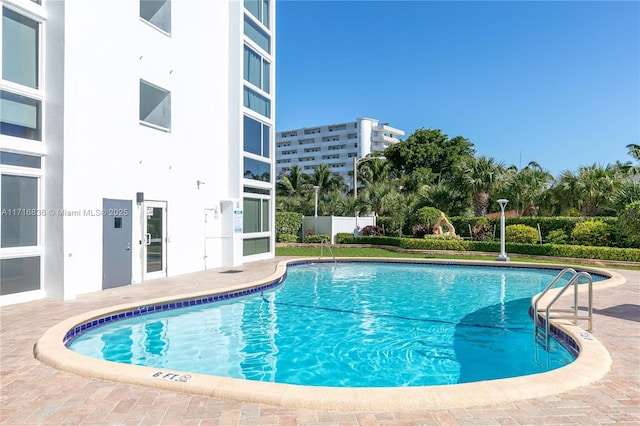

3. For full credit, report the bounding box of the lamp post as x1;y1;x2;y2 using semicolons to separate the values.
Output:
496;198;510;261
313;185;320;233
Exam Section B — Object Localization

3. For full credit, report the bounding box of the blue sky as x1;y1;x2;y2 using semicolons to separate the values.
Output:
275;0;640;178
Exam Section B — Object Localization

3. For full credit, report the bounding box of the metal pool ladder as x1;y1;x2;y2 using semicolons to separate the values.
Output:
320;238;336;263
532;268;594;348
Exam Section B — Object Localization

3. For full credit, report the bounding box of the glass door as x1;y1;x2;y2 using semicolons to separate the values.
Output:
144;201;167;280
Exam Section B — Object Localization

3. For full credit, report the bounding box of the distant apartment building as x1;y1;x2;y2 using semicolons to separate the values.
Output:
275;118;404;187
1;0;276;305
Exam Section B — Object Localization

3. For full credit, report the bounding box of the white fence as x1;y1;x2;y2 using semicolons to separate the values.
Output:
301;216;377;244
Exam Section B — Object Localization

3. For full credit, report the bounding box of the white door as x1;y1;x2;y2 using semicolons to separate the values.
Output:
144;201;167;280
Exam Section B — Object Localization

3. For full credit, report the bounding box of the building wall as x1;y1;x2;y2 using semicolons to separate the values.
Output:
275;117;404;188
0;0;276;305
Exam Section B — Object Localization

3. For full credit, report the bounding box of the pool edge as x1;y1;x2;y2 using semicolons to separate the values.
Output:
34;258;622;411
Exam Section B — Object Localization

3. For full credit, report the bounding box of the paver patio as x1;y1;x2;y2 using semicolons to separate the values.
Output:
1;257;638;425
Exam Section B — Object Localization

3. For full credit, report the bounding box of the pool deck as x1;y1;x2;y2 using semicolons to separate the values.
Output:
1;257;639;425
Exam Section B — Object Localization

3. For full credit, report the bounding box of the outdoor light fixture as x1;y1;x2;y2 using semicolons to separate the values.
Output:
496;198;510;261
313;185;320;233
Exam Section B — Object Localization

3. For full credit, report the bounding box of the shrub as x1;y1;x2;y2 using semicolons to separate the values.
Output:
469;217;492;241
336;233;354;244
572;221;612;246
412;224;432;238
362;225;384;236
617;201;640;248
405;206;441;235
275;212;303;236
415;206;441;226
304;233;331;243
276;233;298;243
401;236;469;251
505;224;539;244
545;229;568;245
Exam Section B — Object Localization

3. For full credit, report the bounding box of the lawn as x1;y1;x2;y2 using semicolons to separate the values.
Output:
275;246;640;270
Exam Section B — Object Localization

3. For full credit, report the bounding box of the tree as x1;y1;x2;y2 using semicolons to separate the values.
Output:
308;163;346;194
358;180;396;216
276;165;310;197
503;162;554;216
383;128;475;185
451;156;505;217
553;164;620;216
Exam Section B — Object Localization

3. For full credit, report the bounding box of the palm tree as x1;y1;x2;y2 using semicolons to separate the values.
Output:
627;143;640;162
503;162;554;216
553;164;620;216
451;156;505;216
358;180;396;217
308;163;346;194
276;165;310;197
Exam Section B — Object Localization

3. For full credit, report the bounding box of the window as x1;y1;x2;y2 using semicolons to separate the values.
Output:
243;86;270;118
244;46;270;93
243;198;269;233
1;174;38;248
0;90;41;140
244;15;270;54
140;80;171;131
2;8;39;89
140;0;171;34
243;157;270;182
328;124;346;132
243;115;270;158
244;0;269;28
0;151;41;168
1;256;40;295
243;237;270;256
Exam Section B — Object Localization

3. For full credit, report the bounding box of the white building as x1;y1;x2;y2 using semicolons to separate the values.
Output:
0;0;276;305
275;118;404;187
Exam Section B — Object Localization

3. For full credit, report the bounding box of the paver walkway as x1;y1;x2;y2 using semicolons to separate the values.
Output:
1;258;638;425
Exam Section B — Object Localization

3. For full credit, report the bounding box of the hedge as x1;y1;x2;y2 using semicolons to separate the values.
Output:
450;216;618;242
337;236;640;262
275;212;303;236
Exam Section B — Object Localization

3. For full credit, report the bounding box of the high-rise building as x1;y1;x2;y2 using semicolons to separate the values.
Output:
0;0;276;305
275;118;404;187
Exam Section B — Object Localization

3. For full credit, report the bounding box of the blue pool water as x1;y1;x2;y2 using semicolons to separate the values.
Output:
68;262;597;387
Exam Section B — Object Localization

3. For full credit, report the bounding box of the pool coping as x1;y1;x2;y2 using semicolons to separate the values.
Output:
33;258;626;411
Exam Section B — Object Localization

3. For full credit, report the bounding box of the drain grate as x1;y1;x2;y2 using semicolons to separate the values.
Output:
220;269;243;274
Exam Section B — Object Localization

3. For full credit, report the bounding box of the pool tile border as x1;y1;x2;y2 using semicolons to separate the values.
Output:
63;274;287;345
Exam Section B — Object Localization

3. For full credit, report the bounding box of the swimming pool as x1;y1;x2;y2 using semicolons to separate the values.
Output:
36;259;619;410
67;261;599;387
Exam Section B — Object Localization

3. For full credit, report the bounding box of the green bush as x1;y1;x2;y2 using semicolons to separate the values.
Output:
339;236;402;246
469;217;492;241
451;216;618;241
362;225;384;236
400;236;469;251
412;224;432;238
617;201;640;248
416;206;441;226
275;212;303;236
304;233;331;243
545;229;568;244
572;221;612;247
505;224;539;244
338;234;640;261
336;233;354;244
276;233;298;243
